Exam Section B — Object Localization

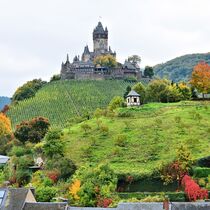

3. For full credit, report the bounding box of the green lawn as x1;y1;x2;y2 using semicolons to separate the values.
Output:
63;101;210;178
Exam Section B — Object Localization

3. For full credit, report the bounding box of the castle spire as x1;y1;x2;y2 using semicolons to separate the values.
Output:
67;54;69;62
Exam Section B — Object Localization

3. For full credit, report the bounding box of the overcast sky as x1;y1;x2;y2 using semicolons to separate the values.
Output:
1;0;210;96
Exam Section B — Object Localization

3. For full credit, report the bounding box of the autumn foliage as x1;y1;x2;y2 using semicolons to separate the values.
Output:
46;170;60;183
182;175;208;201
0;113;12;136
190;62;210;97
69;179;81;200
14;116;50;143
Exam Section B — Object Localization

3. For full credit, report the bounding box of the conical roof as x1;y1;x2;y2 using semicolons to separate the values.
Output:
127;90;140;97
93;22;106;34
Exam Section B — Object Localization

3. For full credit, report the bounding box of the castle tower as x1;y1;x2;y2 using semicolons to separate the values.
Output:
93;22;108;54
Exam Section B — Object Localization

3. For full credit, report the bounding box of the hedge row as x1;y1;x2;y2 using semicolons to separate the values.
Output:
117;192;186;202
193;167;210;178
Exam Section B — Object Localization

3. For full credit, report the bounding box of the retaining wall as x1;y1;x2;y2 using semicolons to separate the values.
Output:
69;202;210;210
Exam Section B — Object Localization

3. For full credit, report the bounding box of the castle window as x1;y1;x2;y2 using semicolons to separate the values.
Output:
133;98;137;103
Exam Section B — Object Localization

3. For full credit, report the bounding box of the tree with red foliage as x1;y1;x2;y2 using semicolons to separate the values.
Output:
190;62;210;99
14;116;50;143
161;145;192;188
46;170;60;183
182;175;208;201
97;196;113;208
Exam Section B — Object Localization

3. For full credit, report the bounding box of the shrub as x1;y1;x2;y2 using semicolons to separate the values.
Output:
140;195;164;202
181;175;208;201
14;117;50;144
115;134;127;147
133;82;146;104
46;157;76;180
36;186;58;202
117;109;133;118
108;96;125;111
43;129;64;159
99;125;109;136
71;164;117;207
12;79;46;102
81;123;92;134
193;167;210;178
118;192;186;202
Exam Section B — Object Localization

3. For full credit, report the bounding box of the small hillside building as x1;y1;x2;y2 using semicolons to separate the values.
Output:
126;90;140;107
0;155;9;165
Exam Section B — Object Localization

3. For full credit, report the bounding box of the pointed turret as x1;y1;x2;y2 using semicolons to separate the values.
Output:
67;54;69;62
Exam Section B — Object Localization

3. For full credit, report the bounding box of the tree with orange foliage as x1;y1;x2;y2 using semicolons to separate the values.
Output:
0;113;12;137
190;62;210;99
69;179;81;200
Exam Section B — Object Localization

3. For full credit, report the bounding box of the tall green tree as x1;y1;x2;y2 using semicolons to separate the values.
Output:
144;66;154;78
123;86;131;99
128;55;141;65
12;79;47;102
133;82;146;104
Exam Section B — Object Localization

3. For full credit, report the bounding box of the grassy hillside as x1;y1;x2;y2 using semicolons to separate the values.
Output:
0;96;11;110
8;80;133;129
62;101;210;178
154;53;210;82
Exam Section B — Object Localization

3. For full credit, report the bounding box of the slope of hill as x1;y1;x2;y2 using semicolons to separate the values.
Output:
63;101;210;178
0;96;11;110
7;80;133;129
154;53;210;82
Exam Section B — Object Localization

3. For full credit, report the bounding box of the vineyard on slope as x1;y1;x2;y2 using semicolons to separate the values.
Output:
8;80;133;129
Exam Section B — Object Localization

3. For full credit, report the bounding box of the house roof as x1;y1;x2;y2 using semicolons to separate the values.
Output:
23;202;68;210
127;90;140;97
3;188;31;210
123;61;136;70
0;155;9;164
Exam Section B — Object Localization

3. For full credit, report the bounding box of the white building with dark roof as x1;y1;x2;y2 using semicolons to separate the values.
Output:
126;90;140;106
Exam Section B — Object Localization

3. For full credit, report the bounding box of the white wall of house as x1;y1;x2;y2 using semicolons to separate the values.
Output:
127;96;140;106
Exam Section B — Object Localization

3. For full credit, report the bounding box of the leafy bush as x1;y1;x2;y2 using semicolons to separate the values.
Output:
117;109;134;118
115;134;127;147
70;164;118;207
14;116;50;144
140;195;164;202
43;129;64;158
36;186;58;202
193;167;210;178
12;79;47;102
99;125;109;136
181;175;208;201
46;157;76;180
108;96;125;111
146;79;182;103
118;192;186;202
133;82;146;104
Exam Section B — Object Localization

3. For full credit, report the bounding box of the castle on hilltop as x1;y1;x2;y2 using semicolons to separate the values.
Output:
60;22;142;80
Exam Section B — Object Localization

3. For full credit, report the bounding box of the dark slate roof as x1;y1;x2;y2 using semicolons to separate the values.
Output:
83;45;90;54
23;202;68;210
127;90;140;97
123;61;136;70
4;188;30;210
0;155;9;164
93;22;106;34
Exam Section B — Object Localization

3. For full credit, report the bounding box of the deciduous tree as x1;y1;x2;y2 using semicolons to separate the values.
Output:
94;55;117;68
144;66;154;78
190;62;210;99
